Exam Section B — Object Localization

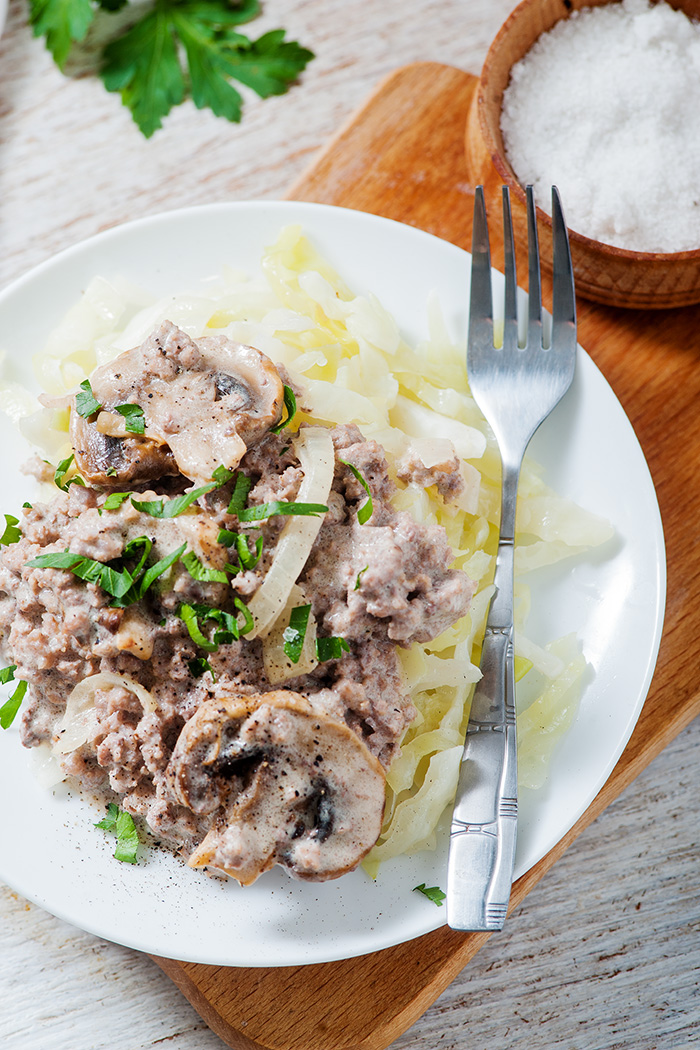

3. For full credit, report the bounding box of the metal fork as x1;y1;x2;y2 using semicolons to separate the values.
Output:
446;185;577;931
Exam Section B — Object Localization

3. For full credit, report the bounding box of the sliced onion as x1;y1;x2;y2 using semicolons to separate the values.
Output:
53;671;158;756
247;426;334;638
262;583;318;683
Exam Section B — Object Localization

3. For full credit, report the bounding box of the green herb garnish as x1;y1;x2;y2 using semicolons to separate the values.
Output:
0;514;21;546
413;883;446;907
315;636;350;662
95;802;139;864
354;565;368;591
340;459;373;524
282;603;311;664
270;384;297;434
238;500;328;523
218;528;263;570
27;540;186;607
179;598;253;652
114;403;146;434
0;667;28;730
182;550;229;584
102;492;132;511
131;481;217;519
28;0;314;139
75;378;102;418
54;454;85;492
227;472;254;516
188;656;216;680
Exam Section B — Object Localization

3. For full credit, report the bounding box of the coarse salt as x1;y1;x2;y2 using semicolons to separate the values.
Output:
501;0;700;253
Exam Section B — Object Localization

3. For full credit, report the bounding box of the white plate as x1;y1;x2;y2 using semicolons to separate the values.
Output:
0;0;6;38
0;201;665;966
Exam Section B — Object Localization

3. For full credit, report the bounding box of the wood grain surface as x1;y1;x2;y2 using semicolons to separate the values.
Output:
1;2;699;1049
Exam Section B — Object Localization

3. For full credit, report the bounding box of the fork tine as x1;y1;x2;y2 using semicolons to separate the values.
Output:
551;186;576;347
526;186;542;348
502;187;518;351
469;187;494;350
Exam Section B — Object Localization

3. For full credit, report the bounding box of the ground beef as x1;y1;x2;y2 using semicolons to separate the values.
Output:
0;421;474;870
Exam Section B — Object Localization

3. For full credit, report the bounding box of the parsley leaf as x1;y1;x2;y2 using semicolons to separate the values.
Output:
282;603;310;664
188;655;216;680
179;598;253;652
54;454;85;492
114;402;145;434
95;802;139;863
270;384;297;434
102;492;132;511
413;883;446;907
354;565;368;591
75;378;102;418
0;514;21;546
340;459;373;524
182;550;229;584
131;481;216;518
227;472;253;516
28;0;95;69
315;636;350;662
0;667;27;730
238;500;328;523
99;0;314;138
27;540;186;607
217;528;263;570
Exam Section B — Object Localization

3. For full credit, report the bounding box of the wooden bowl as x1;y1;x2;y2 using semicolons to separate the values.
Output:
466;0;700;309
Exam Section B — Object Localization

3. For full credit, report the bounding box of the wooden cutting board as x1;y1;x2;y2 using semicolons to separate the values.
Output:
151;62;700;1050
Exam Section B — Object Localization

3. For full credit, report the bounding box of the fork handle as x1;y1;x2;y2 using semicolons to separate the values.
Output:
446;463;519;931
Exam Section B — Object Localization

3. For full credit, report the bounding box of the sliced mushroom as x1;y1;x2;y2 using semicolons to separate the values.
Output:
70;321;285;486
166;691;386;884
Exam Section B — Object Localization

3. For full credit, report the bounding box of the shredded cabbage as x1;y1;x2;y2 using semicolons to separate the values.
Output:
9;225;615;872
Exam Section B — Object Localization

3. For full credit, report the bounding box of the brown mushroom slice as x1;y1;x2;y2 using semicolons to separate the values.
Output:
166;691;386;885
70;320;285;486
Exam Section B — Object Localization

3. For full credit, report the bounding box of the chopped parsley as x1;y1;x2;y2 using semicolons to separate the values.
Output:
270;384;297;434
340;459;373;524
188;656;216;681
53;454;85;492
27;539;186;608
114;403;146;434
131;481;217;518
102;492;132;511
413;883;446;907
95;803;139;864
179;599;253;652
74;378;102;418
217;528;263;569
282;603;311;664
182;550;229;584
0;666;27;730
354;565;368;591
238;500;328;523
227;472;253;516
315;636;350;662
224;471;327;523
0;514;21;546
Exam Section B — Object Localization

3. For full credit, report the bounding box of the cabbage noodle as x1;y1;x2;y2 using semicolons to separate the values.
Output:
0;225;614;872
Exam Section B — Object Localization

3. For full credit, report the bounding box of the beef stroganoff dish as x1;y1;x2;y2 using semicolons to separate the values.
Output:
0;226;612;886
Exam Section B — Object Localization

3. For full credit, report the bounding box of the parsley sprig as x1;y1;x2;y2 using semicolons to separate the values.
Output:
28;0;314;138
95;802;140;863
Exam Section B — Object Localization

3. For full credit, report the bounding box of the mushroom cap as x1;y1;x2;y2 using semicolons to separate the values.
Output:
70;321;284;486
166;690;386;885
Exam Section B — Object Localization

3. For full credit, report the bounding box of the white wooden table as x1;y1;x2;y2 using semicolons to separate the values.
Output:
0;1;698;1046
